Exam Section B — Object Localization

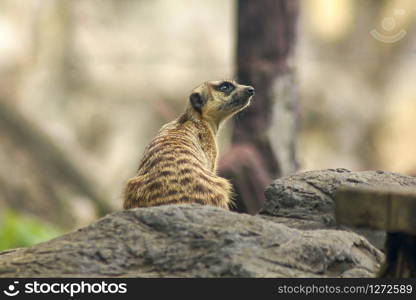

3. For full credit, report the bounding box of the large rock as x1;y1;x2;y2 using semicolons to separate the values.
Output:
0;204;382;278
260;168;416;249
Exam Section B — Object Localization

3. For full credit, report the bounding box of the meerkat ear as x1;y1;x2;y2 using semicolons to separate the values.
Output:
189;92;206;114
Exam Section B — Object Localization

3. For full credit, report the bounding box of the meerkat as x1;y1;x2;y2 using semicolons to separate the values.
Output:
123;80;255;209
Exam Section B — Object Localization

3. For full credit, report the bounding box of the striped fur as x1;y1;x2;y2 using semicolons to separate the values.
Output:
123;80;254;209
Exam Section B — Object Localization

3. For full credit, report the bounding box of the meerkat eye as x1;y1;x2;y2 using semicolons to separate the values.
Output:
218;82;235;93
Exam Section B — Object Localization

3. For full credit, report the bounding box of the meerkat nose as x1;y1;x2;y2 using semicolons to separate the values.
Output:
246;86;255;96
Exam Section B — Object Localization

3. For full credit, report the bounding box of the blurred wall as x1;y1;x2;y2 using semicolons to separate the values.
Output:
298;0;416;174
0;0;415;232
0;0;235;228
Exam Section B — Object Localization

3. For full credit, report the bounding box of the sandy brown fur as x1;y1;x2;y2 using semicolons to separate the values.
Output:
123;80;254;209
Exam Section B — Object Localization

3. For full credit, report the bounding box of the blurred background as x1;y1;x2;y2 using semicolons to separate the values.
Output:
1;0;415;250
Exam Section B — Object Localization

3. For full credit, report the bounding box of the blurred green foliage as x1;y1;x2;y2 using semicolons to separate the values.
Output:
0;208;62;251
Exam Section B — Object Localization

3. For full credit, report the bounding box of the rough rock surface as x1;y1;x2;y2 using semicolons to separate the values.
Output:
260;168;416;249
0;204;382;278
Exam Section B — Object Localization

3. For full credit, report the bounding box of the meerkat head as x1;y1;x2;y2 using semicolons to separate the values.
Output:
186;80;255;129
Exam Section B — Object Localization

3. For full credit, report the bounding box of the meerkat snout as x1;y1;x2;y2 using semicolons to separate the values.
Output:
217;82;254;115
246;86;255;96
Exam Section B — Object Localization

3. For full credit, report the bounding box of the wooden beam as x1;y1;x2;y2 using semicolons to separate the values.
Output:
335;185;416;235
335;185;416;278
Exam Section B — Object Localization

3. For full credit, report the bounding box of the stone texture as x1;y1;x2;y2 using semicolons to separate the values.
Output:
0;204;382;278
3;169;412;277
260;168;416;249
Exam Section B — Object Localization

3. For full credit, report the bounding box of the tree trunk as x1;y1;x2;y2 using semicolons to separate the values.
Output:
219;0;300;214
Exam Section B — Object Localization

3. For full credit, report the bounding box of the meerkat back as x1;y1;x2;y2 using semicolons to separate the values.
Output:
123;80;254;209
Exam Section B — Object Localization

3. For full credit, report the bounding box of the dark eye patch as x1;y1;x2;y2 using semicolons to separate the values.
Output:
217;81;235;93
